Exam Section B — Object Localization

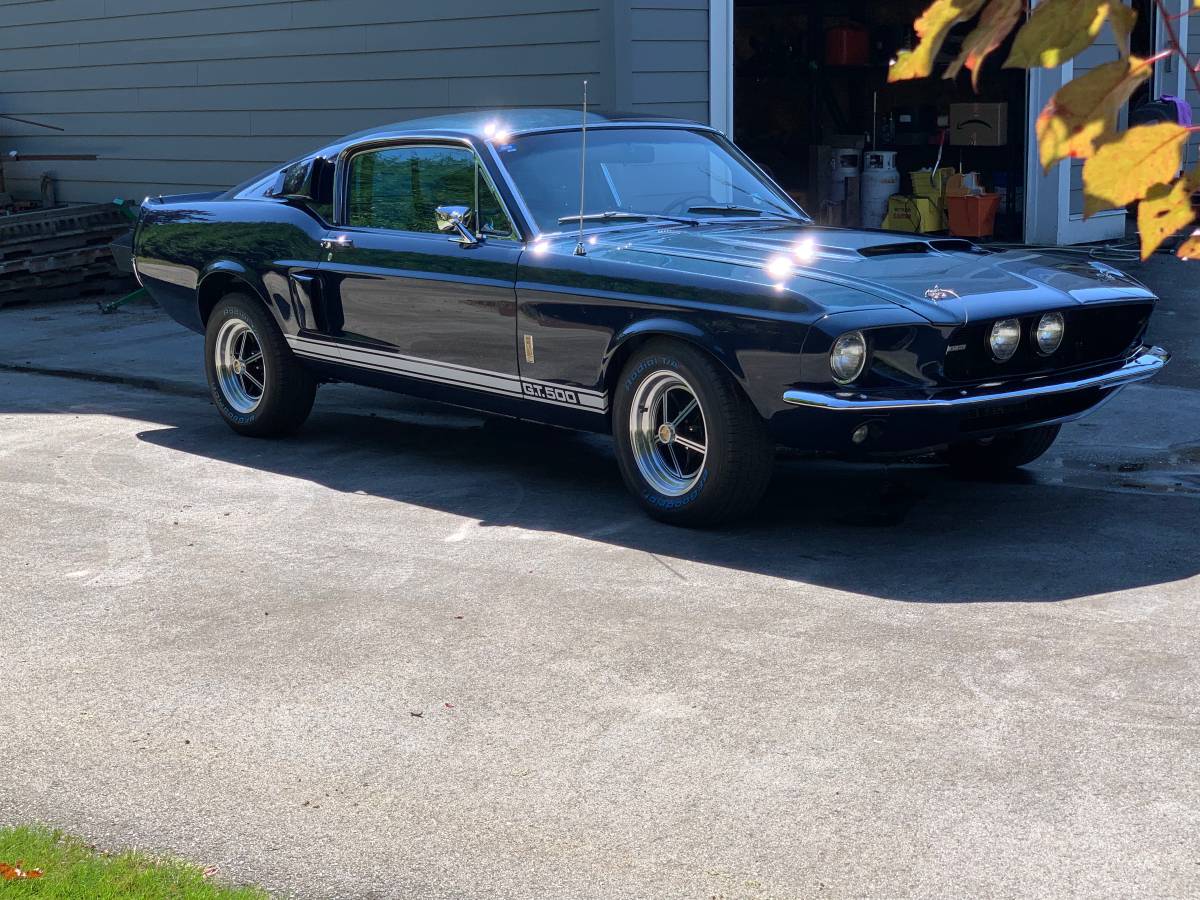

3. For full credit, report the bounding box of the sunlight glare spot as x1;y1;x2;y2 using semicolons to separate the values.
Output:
765;255;794;281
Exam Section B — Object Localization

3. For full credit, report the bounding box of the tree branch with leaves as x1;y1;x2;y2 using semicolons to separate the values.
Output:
888;0;1200;260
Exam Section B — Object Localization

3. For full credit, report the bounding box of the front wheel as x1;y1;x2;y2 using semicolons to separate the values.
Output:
939;424;1061;475
204;292;316;437
613;340;774;526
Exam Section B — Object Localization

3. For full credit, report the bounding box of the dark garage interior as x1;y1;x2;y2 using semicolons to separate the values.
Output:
732;0;1031;240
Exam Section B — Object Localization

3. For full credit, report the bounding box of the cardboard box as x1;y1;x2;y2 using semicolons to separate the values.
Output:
945;172;984;197
949;103;1008;147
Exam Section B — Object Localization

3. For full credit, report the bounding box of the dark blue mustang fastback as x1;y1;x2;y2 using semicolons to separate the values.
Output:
132;109;1169;525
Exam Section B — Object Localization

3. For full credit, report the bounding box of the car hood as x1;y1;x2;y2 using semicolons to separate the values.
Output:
581;222;1156;324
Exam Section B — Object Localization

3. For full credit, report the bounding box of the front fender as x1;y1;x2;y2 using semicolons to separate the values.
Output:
605;316;747;383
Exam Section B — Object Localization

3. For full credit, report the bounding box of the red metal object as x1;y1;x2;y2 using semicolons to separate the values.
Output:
826;24;869;66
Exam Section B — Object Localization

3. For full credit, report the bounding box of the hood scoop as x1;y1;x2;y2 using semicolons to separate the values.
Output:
858;238;990;258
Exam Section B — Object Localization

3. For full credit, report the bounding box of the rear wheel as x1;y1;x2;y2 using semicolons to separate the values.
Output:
940;424;1061;475
204;292;316;437
613;340;774;526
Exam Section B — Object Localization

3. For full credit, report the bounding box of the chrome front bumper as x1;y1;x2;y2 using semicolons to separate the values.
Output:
782;346;1170;412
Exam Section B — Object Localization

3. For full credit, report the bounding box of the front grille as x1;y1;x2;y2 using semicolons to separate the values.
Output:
942;301;1152;383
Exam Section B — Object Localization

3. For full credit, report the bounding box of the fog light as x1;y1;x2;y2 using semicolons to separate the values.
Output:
989;318;1021;361
830;331;868;384
1036;312;1065;354
852;424;870;445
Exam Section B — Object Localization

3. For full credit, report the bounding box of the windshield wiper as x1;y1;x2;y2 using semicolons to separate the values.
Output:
558;210;698;226
687;204;807;222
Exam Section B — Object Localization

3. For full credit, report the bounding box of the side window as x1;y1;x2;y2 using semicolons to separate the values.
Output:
346;145;513;236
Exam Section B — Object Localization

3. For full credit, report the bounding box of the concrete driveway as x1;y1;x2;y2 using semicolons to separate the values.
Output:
1;277;1198;898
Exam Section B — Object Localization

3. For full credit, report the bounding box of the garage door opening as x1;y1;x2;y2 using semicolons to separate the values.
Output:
716;0;1169;246
730;0;1031;241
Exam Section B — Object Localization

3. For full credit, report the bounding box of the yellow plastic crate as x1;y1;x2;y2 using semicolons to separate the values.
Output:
882;195;944;233
910;167;955;200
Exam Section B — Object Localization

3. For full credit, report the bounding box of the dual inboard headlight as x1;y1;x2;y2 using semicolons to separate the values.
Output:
829;313;1067;384
989;312;1065;361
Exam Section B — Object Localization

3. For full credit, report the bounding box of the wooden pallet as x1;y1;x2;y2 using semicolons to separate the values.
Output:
0;264;134;309
0;203;131;307
0;203;126;247
0;244;114;278
0;274;135;309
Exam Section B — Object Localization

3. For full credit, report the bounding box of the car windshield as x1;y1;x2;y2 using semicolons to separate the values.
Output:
494;127;808;234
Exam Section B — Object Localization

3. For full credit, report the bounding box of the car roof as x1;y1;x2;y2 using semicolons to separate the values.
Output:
334;108;706;147
227;109;712;201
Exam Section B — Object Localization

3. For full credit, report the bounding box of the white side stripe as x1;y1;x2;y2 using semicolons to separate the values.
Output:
286;335;608;413
520;376;608;411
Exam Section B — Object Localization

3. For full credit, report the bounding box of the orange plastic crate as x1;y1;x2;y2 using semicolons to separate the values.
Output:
946;193;1000;238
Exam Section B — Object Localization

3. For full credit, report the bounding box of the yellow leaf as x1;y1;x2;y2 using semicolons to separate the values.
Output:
945;0;1024;89
1006;0;1136;69
1137;172;1198;259
1176;233;1200;261
1082;123;1190;217
888;0;987;82
1036;56;1152;169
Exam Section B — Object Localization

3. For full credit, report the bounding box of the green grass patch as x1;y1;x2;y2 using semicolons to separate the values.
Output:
0;825;269;899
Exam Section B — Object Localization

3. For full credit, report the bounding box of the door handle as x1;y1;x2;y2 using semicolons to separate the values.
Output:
321;235;355;250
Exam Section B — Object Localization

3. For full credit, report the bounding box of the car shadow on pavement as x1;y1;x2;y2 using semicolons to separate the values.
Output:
91;384;1196;605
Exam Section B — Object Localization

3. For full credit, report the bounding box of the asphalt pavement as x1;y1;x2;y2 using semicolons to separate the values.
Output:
0;265;1198;898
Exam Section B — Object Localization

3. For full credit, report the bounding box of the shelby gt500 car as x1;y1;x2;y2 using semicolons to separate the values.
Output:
132;109;1169;525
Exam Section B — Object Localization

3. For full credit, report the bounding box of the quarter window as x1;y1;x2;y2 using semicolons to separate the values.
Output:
345;145;513;237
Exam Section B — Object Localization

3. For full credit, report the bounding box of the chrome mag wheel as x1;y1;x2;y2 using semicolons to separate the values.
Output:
214;317;266;414
629;370;708;496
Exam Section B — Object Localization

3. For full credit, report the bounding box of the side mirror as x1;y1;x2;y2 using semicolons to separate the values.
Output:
436;205;481;247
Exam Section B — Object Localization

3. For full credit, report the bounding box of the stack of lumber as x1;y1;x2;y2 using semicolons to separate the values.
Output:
0;204;132;308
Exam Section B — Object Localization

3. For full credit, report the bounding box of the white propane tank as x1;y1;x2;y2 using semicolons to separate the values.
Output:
861;151;899;228
828;149;861;204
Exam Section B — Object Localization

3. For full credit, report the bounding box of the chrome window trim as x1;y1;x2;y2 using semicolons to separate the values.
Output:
334;136;521;241
480;139;539;243
504;122;724;139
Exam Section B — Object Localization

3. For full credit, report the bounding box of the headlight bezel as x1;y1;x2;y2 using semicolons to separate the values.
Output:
829;330;869;385
1035;311;1066;355
988;318;1022;362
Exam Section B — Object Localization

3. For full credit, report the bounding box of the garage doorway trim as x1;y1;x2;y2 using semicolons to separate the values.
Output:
709;0;734;137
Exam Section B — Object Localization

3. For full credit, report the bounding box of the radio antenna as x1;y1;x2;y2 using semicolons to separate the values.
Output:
574;79;588;257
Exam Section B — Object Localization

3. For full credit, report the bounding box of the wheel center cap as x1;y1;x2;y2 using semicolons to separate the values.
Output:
657;423;675;444
232;360;244;375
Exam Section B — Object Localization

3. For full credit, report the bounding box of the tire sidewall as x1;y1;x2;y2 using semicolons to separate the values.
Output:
613;345;731;518
204;295;274;429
